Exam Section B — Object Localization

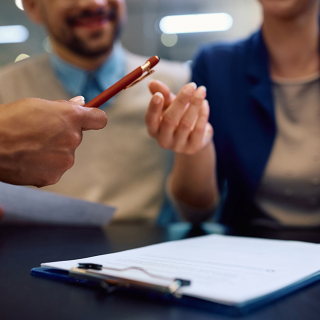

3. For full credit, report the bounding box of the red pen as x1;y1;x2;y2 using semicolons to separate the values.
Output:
85;56;160;108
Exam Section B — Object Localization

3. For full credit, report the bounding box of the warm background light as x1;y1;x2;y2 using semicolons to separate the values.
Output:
160;13;233;34
15;53;30;62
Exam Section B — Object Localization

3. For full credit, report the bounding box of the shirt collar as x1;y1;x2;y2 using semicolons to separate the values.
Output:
49;42;126;101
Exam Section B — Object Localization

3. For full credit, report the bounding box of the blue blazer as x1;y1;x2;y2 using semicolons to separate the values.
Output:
192;30;276;227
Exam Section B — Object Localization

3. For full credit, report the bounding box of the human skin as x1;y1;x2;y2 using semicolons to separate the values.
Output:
22;0;127;70
259;0;320;78
0;96;107;187
146;81;217;212
146;0;320;215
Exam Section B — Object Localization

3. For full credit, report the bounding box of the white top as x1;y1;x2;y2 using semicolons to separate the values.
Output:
171;72;320;228
254;72;320;227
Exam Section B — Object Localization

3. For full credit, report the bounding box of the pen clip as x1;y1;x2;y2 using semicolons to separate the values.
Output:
124;69;155;90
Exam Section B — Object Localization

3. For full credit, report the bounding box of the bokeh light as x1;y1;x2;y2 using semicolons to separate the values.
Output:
161;33;178;47
160;13;233;34
15;54;30;62
15;0;24;11
0;25;29;44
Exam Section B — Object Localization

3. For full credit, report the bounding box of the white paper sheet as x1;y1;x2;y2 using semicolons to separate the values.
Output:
0;182;116;226
42;234;320;305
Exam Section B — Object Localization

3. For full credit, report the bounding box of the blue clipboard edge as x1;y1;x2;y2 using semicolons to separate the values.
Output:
31;267;99;288
31;267;320;317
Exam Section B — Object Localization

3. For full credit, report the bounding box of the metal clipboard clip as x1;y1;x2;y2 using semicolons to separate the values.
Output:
69;263;191;298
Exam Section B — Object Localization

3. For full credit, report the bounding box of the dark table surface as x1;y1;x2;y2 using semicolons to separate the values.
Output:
1;222;320;320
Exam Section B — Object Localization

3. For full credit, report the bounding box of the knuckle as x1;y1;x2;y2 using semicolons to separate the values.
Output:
49;175;61;186
68;131;82;148
35;176;49;187
161;115;177;128
184;147;196;155
175;95;189;107
20;97;32;105
56;99;68;104
193;126;205;135
172;141;186;154
61;153;75;171
35;174;60;187
52;152;75;174
158;139;171;149
185;150;194;156
173;146;183;154
34;181;46;188
179;119;193;131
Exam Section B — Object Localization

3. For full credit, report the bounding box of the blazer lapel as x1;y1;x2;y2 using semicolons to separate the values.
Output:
246;30;275;126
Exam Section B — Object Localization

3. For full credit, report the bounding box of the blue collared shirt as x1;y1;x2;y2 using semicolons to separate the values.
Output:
50;43;178;224
49;42;126;109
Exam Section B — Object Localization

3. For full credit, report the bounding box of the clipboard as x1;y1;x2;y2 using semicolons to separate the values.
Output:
31;264;320;316
30;265;245;316
31;234;320;316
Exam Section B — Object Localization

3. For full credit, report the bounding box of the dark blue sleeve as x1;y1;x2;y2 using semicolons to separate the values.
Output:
191;46;227;193
191;47;210;89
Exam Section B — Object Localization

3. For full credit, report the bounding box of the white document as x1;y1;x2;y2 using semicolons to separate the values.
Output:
42;234;320;306
0;182;116;226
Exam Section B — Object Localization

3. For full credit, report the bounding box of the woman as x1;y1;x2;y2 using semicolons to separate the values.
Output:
146;0;320;229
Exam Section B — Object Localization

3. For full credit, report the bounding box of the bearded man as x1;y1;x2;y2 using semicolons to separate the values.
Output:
0;0;189;224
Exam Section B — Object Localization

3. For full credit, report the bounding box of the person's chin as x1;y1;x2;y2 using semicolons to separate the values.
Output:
71;40;113;58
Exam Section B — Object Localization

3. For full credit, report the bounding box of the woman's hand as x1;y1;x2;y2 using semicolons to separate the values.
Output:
146;80;213;155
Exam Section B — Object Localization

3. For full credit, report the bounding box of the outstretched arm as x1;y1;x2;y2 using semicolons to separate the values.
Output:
146;80;219;221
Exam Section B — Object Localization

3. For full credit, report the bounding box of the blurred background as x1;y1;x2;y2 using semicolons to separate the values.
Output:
0;0;262;67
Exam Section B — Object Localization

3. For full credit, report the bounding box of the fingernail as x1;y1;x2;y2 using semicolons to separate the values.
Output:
70;96;85;103
190;82;197;90
199;86;207;93
185;82;197;95
153;92;162;105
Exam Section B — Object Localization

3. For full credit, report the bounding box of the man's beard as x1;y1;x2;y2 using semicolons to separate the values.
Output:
53;30;117;58
46;7;122;58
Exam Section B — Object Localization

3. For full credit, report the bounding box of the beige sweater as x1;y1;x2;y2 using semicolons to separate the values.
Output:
0;51;190;224
254;72;320;227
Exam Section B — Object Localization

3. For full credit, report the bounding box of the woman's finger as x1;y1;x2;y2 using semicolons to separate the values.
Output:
145;92;165;137
188;100;212;152
173;86;207;151
158;83;197;145
148;80;174;108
